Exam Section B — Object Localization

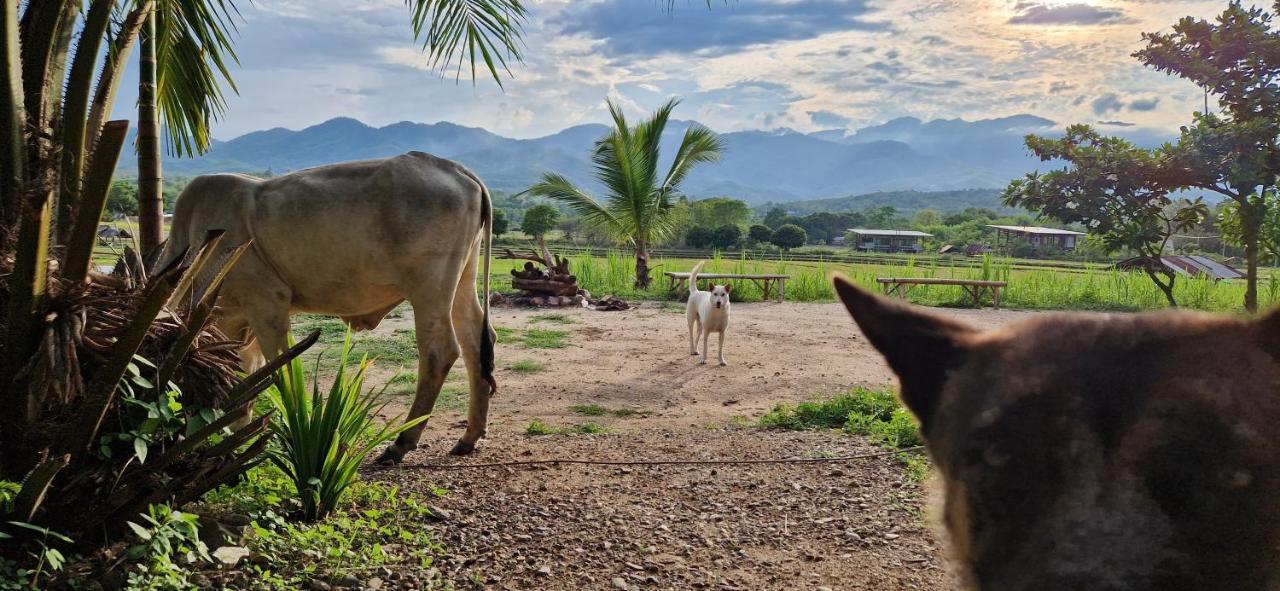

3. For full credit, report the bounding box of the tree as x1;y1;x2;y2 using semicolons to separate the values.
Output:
771;224;807;251
557;215;581;243
686;225;715;249
1004;125;1209;306
913;209;942;228
690;197;750;228
763;207;789;229
1219;189;1280;265
527;98;724;288
1134;2;1280;312
712;224;741;250
492;208;510;237
105;180;139;217
520;203;559;263
747;224;773;245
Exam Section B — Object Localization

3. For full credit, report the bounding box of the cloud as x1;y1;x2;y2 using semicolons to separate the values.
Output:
808;110;851;128
1128;97;1160;111
554;0;888;57
1008;3;1130;25
1092;93;1124;115
1098;120;1136;127
1048;81;1075;94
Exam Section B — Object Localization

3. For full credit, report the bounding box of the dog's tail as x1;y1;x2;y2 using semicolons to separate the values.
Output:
689;260;707;293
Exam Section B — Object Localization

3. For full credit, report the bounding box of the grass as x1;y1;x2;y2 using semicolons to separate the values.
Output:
530;313;576;325
507;360;545;374
524;420;610;436
521;328;569;349
568;403;651;418
487;249;1279;312
760;387;927;482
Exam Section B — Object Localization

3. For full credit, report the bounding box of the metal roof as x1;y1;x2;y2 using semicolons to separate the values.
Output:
1112;255;1245;280
847;229;933;237
987;225;1086;236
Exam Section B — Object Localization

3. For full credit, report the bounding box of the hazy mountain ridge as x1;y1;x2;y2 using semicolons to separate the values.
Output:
118;114;1158;204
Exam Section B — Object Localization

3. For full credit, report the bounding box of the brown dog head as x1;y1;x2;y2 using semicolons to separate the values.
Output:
833;276;1280;591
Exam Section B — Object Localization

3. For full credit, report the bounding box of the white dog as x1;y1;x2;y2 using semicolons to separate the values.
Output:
686;261;731;366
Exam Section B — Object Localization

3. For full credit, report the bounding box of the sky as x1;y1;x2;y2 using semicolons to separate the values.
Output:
107;0;1235;141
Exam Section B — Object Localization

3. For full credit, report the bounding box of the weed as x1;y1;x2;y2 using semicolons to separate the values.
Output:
522;329;569;349
759;387;898;431
494;326;518;340
524;420;557;435
530;313;576;325
569;404;650;418
524;420;610;436
123;504;209;589
507;360;545;374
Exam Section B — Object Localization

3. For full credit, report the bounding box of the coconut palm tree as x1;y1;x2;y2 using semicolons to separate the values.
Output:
527;98;724;288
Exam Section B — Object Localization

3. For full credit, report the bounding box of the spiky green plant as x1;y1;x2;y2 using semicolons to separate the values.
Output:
266;333;427;521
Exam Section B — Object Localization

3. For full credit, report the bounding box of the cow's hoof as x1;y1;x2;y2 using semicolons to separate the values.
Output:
373;447;404;466
449;440;476;456
690;351;699;356
698;359;707;365
719;361;727;366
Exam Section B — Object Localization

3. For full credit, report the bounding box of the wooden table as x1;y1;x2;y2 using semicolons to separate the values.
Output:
666;272;791;303
876;277;1008;309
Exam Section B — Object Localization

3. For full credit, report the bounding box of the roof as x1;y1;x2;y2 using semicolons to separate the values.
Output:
847;229;933;237
1112;255;1245;280
987;225;1085;236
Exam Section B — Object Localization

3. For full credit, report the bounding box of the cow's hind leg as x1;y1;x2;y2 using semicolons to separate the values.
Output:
449;252;494;456
374;287;462;465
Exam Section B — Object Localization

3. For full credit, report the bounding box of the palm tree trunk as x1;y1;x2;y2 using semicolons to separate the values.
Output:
634;241;651;289
137;14;162;256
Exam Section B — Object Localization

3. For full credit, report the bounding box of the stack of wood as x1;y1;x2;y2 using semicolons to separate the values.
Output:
498;248;589;307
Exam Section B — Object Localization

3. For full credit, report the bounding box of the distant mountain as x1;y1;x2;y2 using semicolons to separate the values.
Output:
118;114;1166;205
773;189;1014;215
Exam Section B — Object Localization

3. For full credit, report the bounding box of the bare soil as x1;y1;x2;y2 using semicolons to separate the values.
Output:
361;302;1032;590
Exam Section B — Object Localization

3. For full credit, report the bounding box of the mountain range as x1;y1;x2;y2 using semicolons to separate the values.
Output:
118;114;1147;204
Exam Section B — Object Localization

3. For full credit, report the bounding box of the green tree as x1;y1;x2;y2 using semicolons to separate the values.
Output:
686;225;714;249
1135;2;1280;311
747;224;773;245
527;98;724;288
1004;125;1209;306
1219;189;1280;265
771;224;807;251
763;207;789;229
492;208;510;237
711;224;741;250
912;208;941;228
105;180;139;217
690;197;750;228
520;203;559;263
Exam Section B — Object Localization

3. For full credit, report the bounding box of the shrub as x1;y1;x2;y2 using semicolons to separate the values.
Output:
266;333;427;521
759;387;898;431
686;225;715;249
770;224;807;250
712;224;742;250
748;224;773;244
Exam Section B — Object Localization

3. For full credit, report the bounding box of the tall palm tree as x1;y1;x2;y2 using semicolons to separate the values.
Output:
527;98;724;288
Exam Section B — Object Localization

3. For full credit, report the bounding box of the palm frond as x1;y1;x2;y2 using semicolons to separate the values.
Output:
154;0;242;157
406;0;527;86
526;173;624;235
662;122;724;193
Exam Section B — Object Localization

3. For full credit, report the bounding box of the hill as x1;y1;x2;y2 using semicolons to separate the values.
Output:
772;189;1015;215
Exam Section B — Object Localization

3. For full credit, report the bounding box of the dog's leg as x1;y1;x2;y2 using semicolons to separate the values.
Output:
699;328;710;365
688;314;700;355
717;329;727;366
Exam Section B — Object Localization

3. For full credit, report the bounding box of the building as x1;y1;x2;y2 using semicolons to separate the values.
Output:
987;225;1085;251
847;229;933;253
1112;255;1244;281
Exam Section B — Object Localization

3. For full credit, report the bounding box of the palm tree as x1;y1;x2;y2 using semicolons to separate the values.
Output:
527;98;724;288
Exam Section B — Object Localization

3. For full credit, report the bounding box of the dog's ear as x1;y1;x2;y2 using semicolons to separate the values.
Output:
832;274;976;428
1255;305;1280;362
724;284;731;293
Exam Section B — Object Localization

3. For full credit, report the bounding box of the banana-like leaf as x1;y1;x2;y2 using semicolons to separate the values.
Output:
85;2;153;159
17;0;76;136
63;119;129;284
55;0;114;242
1;0;26;212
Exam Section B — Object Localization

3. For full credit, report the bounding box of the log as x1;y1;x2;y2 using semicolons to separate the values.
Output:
512;278;580;296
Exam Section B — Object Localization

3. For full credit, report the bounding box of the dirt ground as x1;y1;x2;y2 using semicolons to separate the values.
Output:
362;301;1033;590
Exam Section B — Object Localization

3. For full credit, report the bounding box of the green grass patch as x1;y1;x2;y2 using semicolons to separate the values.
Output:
292;314;348;344
507;360;545;374
494;326;518;340
524;420;609;436
569;403;650;418
530;313;576;325
521;328;569;349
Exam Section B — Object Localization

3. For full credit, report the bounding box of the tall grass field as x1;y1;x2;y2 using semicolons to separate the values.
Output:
489;250;1280;313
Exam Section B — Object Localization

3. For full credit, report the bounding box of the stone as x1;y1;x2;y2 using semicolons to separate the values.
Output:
212;546;250;567
428;506;452;522
612;577;629;590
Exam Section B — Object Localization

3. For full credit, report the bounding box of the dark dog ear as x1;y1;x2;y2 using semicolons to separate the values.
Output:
832;275;976;429
724;284;731;293
1256;305;1280;362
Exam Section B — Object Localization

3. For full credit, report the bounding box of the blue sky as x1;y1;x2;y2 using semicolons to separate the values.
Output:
108;0;1232;140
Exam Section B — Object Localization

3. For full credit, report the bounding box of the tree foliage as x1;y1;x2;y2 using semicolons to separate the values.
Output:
711;224;741;250
491;208;509;236
685;225;714;249
519;204;559;238
690;197;749;229
770;224;807;251
747;224;773;245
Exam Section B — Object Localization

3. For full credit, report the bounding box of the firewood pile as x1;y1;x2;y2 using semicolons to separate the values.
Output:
491;247;631;310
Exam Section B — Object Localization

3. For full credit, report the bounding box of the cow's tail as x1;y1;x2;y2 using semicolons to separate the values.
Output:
471;170;497;397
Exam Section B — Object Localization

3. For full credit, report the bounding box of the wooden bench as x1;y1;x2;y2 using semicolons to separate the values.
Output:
876;277;1008;309
666;272;790;303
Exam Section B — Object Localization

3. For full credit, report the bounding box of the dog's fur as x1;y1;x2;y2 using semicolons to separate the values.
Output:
686;261;731;365
833;275;1280;591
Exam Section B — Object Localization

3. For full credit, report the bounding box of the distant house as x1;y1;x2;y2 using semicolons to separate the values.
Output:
987;225;1085;251
848;229;932;253
1113;255;1244;281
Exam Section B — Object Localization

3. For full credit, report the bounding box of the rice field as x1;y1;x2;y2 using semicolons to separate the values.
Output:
491;250;1280;313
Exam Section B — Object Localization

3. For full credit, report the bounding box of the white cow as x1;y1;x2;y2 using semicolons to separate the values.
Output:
160;152;496;463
